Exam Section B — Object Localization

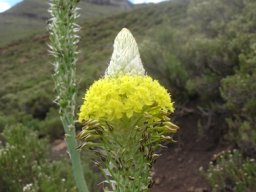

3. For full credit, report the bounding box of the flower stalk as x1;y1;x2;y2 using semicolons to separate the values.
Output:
48;0;89;192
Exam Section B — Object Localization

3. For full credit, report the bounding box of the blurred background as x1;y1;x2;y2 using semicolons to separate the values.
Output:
0;0;256;191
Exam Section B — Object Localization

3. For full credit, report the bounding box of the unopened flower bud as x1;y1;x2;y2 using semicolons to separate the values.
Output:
105;28;145;76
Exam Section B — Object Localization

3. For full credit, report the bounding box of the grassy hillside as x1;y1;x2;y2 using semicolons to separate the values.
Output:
0;0;132;46
0;0;185;116
0;0;186;140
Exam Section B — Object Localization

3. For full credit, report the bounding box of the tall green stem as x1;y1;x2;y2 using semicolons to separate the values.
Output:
48;0;89;191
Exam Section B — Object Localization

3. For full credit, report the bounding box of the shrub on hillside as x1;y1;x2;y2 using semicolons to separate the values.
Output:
202;150;256;192
221;43;256;154
140;27;189;102
0;125;96;191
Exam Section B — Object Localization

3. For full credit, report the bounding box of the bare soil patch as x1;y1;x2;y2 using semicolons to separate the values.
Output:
151;112;227;192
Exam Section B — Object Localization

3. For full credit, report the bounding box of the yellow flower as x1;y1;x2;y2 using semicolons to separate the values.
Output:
78;75;174;122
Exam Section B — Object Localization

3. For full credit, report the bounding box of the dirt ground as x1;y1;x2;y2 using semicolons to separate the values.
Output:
151;111;227;192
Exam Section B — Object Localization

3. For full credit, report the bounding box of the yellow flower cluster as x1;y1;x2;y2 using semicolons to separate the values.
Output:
78;75;174;122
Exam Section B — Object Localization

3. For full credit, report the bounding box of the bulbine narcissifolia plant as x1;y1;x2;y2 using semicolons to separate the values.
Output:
78;28;178;191
48;0;89;192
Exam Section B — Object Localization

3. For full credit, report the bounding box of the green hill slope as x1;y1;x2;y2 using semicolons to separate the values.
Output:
1;0;256;190
0;0;132;46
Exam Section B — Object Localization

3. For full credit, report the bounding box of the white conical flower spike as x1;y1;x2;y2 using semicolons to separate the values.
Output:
105;28;146;76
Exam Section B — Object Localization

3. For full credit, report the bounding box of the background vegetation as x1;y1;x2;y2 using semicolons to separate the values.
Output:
0;0;255;191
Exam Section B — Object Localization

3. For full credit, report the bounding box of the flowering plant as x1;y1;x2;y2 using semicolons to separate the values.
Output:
48;0;89;191
78;28;178;191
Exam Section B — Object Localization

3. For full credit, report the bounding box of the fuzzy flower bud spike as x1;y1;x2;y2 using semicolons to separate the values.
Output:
105;28;146;76
78;28;178;192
